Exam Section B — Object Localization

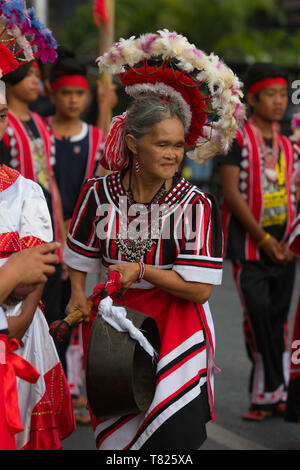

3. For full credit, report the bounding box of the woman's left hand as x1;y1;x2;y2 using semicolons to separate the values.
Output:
108;262;140;290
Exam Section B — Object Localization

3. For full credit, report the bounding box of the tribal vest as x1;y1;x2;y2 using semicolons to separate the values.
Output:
2;111;62;259
222;123;298;261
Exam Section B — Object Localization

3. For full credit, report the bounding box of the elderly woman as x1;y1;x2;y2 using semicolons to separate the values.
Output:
63;96;223;450
62;29;245;450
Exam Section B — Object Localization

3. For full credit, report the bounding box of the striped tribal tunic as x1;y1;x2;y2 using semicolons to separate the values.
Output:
221;123;298;261
64;171;223;450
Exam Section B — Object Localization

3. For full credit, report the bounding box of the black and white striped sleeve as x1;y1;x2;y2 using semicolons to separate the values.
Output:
172;193;223;285
63;178;102;273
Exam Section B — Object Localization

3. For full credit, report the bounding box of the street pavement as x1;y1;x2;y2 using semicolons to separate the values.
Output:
62;260;300;451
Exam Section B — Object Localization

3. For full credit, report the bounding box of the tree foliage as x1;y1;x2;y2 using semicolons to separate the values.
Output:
61;0;300;66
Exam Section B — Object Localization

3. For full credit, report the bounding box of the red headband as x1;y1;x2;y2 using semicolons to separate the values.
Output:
51;75;89;93
248;77;287;95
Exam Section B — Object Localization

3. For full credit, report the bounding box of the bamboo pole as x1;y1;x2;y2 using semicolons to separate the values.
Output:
98;0;115;135
98;0;115;57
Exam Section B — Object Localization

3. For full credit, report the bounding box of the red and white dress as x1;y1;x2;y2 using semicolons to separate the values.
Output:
0;307;41;450
0;164;75;450
0;308;17;450
286;209;300;423
64;172;223;450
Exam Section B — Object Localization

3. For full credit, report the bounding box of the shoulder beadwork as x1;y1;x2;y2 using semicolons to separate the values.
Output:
0;164;20;192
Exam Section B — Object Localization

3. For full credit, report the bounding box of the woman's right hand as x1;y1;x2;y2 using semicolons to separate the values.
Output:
65;292;91;323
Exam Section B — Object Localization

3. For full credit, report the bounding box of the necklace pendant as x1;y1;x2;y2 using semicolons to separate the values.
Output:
265;168;278;183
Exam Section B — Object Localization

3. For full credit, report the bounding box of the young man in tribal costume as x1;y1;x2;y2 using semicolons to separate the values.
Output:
47;50;109;232
219;62;299;420
61;31;244;449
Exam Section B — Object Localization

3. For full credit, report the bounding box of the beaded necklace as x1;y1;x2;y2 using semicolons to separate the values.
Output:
249;117;280;184
116;171;167;262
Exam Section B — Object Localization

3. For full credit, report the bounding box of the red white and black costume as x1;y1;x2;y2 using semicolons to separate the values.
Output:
285;209;300;423
222;123;297;260
0;308;16;450
0;307;40;450
64;172;222;449
3;111;61;254
0;164;75;449
220;119;298;411
285;139;300;422
2;110;66;331
46;117;104;221
63;30;244;449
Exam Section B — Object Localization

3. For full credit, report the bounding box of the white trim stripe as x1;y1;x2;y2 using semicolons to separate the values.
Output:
149;350;207;411
97;414;144;450
173;265;223;285
130;376;207;450
157;331;205;372
63;244;101;273
67;233;100;253
71;185;95;236
177;254;223;262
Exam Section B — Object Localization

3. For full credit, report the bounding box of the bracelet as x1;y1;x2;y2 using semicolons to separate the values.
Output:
136;261;145;283
257;232;271;247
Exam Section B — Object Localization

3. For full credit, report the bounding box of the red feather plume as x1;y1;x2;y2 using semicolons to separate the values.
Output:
93;0;109;26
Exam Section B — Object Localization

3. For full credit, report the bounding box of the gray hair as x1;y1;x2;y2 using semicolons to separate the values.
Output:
125;96;186;141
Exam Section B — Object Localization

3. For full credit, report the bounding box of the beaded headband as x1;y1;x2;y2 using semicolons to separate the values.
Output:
97;30;245;170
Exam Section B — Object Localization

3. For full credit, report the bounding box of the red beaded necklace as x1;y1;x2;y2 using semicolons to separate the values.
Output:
249;117;280;184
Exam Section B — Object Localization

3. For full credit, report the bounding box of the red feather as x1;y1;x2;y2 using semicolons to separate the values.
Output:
0;42;23;76
120;65;208;147
93;0;109;26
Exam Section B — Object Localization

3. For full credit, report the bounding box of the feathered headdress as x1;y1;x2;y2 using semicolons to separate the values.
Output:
97;30;245;170
0;0;57;79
